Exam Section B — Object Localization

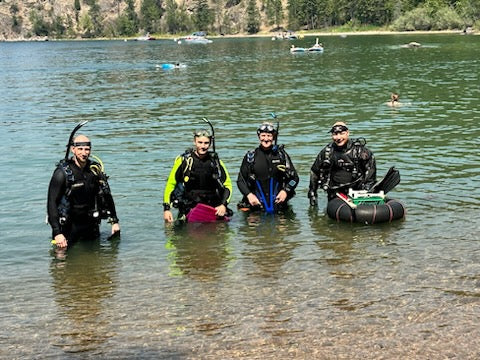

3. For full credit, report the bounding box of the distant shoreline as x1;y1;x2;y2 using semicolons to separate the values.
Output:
1;29;475;42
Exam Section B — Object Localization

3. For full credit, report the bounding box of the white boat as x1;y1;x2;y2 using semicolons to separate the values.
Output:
135;32;155;41
307;38;324;52
290;45;306;53
176;32;212;44
273;30;299;40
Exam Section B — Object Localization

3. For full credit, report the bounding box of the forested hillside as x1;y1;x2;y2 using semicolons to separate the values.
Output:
0;0;478;40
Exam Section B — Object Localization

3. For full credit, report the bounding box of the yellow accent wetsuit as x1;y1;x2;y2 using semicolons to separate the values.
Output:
163;151;232;215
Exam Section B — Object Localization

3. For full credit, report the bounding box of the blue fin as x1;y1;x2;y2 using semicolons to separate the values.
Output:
256;178;278;214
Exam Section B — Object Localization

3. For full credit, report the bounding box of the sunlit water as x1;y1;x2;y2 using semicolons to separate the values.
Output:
1;34;479;358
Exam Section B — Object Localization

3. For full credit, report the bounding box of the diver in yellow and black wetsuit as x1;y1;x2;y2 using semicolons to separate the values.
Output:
163;128;233;223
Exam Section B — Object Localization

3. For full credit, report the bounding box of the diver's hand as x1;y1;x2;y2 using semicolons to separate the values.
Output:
54;234;67;248
111;222;120;234
247;193;261;207
164;210;174;223
215;204;227;217
275;190;287;204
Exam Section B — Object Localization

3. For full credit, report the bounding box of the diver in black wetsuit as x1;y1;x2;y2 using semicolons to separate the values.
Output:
308;121;376;205
47;134;120;248
237;122;299;213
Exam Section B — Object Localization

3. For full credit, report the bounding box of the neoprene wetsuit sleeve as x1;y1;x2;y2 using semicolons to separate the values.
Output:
361;149;377;190
283;152;299;193
236;154;252;197
219;159;232;205
310;147;330;191
163;156;183;205
47;167;66;237
103;190;119;223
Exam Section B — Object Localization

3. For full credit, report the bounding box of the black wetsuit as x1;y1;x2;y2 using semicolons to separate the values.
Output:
47;158;118;242
309;139;376;201
237;145;299;211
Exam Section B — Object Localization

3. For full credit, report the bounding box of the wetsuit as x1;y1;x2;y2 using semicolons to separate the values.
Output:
47;158;119;242
237;145;299;211
309;138;376;201
163;150;232;216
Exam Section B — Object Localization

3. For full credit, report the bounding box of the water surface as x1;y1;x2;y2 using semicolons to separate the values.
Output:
1;34;479;358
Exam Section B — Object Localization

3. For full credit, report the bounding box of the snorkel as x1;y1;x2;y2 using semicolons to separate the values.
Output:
202;117;215;153
270;112;280;149
65;120;88;160
202;117;224;189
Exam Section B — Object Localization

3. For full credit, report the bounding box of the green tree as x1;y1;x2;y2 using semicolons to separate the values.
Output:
165;0;192;33
194;0;214;31
74;0;81;22
79;13;94;35
246;0;261;33
265;0;284;27
287;0;303;29
352;0;394;25
83;0;104;37
140;0;164;33
302;0;320;29
456;0;480;25
51;15;66;36
29;10;50;36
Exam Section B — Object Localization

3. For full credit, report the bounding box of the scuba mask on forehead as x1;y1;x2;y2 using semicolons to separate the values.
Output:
257;122;277;136
193;129;212;138
329;124;348;134
72;141;91;147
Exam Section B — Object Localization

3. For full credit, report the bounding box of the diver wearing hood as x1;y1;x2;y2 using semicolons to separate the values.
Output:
308;122;376;205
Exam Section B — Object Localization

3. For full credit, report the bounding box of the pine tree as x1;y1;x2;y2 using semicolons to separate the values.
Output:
194;0;214;31
246;0;261;33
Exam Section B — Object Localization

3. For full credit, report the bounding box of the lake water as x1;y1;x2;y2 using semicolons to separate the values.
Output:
1;34;479;358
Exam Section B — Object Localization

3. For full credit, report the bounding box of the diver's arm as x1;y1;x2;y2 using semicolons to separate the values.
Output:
47;168;66;237
237;155;261;206
47;168;69;248
236;155;253;197
308;149;330;205
219;159;232;206
283;151;299;195
362;149;377;190
103;191;120;233
163;156;183;222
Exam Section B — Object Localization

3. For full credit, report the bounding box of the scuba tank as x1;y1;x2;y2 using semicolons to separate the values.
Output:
89;154;114;221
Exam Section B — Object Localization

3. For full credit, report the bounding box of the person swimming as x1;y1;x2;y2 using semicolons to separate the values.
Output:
388;93;401;107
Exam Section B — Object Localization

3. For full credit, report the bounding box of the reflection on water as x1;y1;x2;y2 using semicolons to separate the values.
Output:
237;209;300;278
1;34;480;358
49;236;120;353
165;222;234;280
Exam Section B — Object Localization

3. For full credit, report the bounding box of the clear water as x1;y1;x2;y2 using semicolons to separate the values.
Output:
1;34;479;358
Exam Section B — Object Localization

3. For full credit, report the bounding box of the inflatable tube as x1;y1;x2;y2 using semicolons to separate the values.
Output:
326;198;406;224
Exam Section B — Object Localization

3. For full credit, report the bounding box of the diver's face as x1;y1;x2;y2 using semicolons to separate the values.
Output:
258;132;274;149
71;135;91;167
194;136;211;157
332;130;349;147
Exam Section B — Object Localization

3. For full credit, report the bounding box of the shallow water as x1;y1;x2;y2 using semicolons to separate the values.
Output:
1;34;479;358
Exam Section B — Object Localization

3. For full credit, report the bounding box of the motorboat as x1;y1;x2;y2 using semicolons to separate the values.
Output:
135;32;155;41
175;32;212;44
